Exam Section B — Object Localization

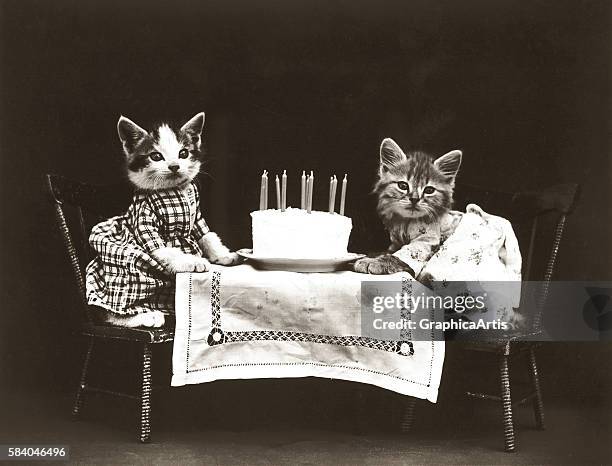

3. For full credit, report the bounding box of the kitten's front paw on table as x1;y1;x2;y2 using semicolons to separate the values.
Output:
353;257;385;274
212;252;242;266
353;255;413;275
167;255;210;273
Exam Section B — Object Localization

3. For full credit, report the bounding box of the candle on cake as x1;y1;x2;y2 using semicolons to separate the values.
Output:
264;173;268;209
328;175;338;213
301;171;306;209
259;170;268;210
339;174;347;215
306;172;313;213
305;173;311;213
308;171;314;213
275;175;281;210
328;176;333;213
281;170;287;211
330;175;337;214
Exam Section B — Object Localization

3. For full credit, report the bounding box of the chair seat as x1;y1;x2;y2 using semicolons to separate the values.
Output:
456;338;541;356
81;322;174;343
452;330;544;355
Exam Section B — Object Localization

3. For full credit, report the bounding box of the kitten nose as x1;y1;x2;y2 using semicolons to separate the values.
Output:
168;164;180;172
409;197;419;205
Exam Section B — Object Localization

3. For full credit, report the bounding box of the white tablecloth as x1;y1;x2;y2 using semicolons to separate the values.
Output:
171;264;444;402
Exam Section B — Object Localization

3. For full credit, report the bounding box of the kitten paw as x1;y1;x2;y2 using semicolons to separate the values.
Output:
212;252;242;266
105;310;165;328
191;256;211;272
354;255;413;275
354;257;384;274
187;256;210;272
137;310;166;328
152;247;209;274
167;254;210;273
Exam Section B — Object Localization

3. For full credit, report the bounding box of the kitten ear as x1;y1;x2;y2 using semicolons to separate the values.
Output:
379;138;406;171
180;112;205;141
434;150;462;179
117;116;148;153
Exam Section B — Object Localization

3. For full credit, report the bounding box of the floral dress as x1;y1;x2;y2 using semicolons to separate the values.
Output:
390;210;464;277
86;182;210;315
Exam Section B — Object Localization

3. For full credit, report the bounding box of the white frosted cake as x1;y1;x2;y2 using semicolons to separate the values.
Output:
251;208;353;259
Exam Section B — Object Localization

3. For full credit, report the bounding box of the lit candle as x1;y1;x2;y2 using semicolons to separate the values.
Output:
281;170;287;211
300;171;306;209
330;175;337;214
275;175;281;210
339;174;347;215
260;170;266;210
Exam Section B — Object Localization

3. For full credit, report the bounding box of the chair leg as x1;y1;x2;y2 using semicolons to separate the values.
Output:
400;397;416;433
72;336;95;418
528;347;545;430
139;343;153;443
499;355;516;452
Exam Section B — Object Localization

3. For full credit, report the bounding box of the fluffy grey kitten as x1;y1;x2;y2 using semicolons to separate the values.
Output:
354;138;461;275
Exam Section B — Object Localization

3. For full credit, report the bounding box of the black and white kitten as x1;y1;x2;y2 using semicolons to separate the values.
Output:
117;112;240;273
96;113;240;328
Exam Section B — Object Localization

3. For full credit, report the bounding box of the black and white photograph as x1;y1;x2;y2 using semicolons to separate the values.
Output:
0;0;610;464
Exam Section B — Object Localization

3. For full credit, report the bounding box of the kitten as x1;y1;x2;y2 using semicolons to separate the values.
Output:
354;138;462;276
87;112;241;328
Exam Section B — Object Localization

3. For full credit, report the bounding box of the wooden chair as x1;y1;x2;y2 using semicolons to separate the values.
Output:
46;174;174;443
400;182;580;452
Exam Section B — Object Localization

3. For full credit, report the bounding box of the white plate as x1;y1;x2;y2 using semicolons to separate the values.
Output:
237;250;365;272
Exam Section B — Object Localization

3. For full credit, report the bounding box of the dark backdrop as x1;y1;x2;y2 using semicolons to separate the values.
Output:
1;0;610;405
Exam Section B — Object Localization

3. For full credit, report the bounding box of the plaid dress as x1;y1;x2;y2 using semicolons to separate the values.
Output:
86;182;210;315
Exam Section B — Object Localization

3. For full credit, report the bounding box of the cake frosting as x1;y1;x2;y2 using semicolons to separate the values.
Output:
251;208;352;259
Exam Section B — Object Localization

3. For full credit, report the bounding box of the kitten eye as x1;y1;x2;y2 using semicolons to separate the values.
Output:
397;181;409;191
423;186;436;195
149;152;163;162
178;148;189;159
